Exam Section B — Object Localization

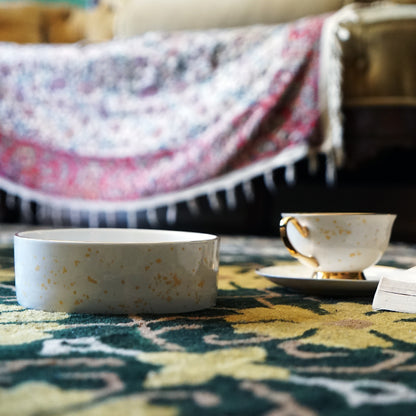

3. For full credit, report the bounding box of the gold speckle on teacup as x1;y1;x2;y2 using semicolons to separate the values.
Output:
35;265;40;271
172;274;181;287
62;267;67;274
87;275;97;284
74;260;80;267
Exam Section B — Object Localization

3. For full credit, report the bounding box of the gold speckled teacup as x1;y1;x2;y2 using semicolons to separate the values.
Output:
279;213;396;280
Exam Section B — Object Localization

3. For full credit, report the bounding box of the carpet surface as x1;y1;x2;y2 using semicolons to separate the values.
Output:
1;235;416;415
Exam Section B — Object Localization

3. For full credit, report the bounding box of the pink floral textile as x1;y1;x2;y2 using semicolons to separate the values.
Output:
0;15;326;219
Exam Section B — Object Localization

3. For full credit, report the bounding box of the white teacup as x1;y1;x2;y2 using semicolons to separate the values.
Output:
279;213;396;280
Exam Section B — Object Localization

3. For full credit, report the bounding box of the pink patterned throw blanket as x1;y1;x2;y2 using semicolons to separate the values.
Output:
0;15;326;226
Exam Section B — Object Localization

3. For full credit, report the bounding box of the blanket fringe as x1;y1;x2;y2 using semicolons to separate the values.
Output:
284;164;296;186
5;193;16;210
166;204;178;225
0;145;333;228
263;170;277;193
319;3;359;167
126;210;138;229
146;209;159;228
186;199;200;216
207;192;222;212
225;188;237;210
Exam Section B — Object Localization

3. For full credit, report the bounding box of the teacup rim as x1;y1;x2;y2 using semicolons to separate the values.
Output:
282;212;396;217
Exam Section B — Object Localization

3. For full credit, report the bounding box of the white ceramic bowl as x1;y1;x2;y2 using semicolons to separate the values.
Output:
14;228;219;314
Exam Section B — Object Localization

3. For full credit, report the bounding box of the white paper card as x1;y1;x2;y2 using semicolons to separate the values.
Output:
373;267;416;313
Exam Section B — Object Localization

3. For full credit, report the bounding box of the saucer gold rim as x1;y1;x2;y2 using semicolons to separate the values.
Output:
312;271;366;280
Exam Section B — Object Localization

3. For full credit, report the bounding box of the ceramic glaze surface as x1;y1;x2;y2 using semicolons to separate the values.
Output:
14;229;219;314
281;213;396;273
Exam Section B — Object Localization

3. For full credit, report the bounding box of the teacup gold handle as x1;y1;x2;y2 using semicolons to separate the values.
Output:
279;216;319;268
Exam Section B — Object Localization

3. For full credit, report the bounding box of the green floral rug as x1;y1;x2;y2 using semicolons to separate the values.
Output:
1;234;416;416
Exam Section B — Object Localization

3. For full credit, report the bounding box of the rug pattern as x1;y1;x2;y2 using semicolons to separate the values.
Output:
1;239;416;415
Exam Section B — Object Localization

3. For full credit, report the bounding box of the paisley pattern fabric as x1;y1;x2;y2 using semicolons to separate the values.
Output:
1;236;416;415
0;15;324;224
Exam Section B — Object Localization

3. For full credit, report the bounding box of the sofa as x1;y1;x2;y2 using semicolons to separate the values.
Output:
0;0;415;242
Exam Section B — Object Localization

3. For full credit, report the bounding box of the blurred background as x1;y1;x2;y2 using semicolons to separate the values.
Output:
0;0;415;242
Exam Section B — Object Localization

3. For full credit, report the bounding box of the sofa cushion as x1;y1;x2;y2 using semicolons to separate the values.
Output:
111;0;345;36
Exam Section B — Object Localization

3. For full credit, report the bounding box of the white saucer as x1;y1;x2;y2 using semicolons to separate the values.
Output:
256;264;403;297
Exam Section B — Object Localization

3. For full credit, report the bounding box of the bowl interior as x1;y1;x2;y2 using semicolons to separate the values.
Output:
15;228;218;244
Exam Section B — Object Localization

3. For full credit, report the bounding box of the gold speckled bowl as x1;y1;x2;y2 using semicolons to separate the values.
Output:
14;228;219;314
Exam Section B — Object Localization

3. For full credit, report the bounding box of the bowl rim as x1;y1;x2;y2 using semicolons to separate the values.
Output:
14;228;219;245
